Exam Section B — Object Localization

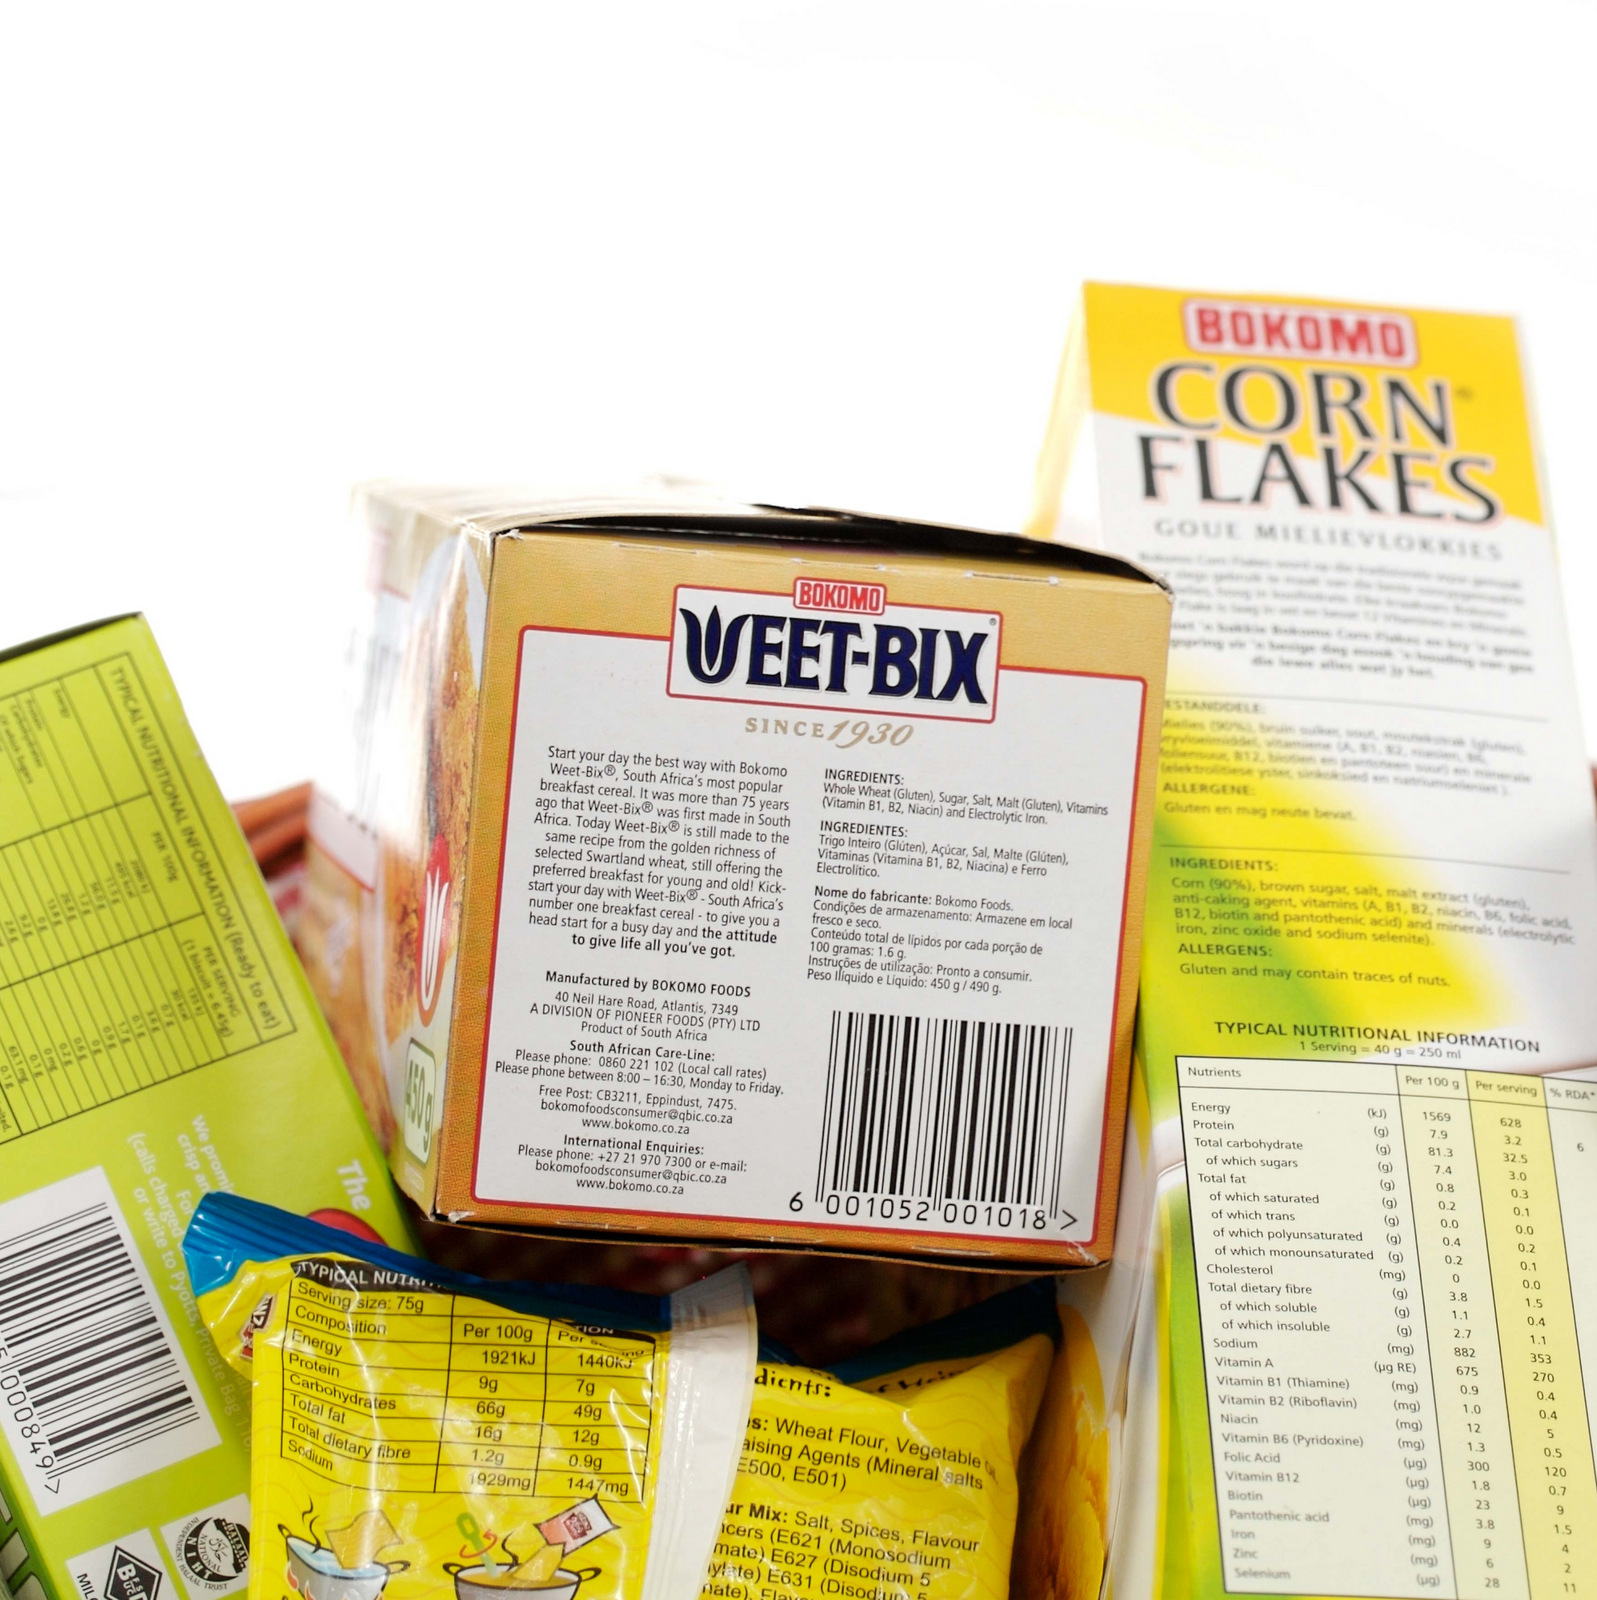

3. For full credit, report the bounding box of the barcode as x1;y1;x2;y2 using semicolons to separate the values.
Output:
814;1012;1073;1214
0;1169;218;1508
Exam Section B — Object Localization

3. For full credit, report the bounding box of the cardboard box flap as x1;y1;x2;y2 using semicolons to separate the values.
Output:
546;509;1173;595
357;480;1172;595
0;610;142;667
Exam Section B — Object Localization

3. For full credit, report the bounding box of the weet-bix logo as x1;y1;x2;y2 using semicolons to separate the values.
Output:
668;584;1000;723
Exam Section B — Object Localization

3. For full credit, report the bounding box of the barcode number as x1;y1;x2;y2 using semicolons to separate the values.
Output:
813;1011;1073;1230
0;1168;218;1507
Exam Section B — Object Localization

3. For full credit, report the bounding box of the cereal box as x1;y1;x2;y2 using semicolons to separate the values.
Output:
300;489;1171;1266
0;616;412;1600
1020;286;1597;1600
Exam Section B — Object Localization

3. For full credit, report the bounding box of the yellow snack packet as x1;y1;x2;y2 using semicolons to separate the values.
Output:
702;1280;1057;1600
1011;1303;1110;1600
184;1195;756;1600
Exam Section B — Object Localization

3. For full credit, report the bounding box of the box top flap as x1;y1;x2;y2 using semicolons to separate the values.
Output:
0;611;143;666
354;481;1171;596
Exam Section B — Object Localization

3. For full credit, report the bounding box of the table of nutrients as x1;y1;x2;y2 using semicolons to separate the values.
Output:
0;652;292;1141
281;1270;656;1502
1178;1057;1597;1600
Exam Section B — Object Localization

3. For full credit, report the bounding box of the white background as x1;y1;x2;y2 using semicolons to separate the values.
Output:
1;1;1592;798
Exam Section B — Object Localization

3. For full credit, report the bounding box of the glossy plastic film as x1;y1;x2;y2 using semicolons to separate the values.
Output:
701;1279;1058;1600
183;1197;755;1600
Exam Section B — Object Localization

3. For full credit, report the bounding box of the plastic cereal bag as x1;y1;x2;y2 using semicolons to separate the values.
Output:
184;1195;756;1600
1011;1302;1111;1600
701;1278;1057;1600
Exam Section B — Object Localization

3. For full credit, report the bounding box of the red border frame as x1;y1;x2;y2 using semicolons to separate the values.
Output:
467;620;1149;1252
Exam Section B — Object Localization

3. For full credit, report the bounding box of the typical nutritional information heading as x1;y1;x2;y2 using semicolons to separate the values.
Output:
1178;1057;1597;1600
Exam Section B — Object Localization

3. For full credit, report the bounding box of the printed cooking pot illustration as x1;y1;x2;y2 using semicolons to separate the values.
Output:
282;1531;409;1600
446;1561;601;1600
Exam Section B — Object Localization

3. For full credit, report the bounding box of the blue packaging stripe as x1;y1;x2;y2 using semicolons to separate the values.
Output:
182;1192;670;1331
757;1334;802;1366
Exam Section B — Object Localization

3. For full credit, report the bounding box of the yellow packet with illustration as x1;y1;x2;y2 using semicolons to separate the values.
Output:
701;1279;1057;1600
183;1195;755;1600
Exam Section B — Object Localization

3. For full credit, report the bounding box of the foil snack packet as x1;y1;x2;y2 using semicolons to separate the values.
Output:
702;1278;1058;1600
183;1196;757;1600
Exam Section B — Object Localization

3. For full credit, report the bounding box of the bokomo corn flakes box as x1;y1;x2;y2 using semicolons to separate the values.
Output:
297;487;1172;1267
1017;285;1597;1600
0;617;412;1600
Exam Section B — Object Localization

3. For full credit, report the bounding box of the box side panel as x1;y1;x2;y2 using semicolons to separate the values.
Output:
0;616;410;1600
302;491;492;1207
297;820;389;1146
1089;587;1170;1261
436;531;1166;1264
1024;293;1094;546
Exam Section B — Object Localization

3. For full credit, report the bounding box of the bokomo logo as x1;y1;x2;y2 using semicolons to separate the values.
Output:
792;577;885;615
1184;298;1417;368
668;585;1000;723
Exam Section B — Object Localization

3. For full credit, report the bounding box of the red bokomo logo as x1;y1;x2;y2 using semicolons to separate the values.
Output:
793;578;886;615
417;832;450;1025
1184;299;1417;369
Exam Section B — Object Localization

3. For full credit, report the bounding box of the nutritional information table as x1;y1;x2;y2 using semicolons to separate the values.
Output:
1178;1057;1597;1600
280;1272;656;1502
0;653;292;1141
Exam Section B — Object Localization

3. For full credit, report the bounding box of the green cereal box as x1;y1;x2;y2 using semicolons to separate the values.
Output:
0;616;412;1600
